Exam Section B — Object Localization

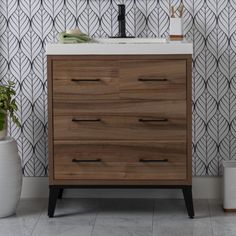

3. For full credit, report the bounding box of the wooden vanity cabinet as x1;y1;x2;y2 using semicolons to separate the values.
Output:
47;55;194;218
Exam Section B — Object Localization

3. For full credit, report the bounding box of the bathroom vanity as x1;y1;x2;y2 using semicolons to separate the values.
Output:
46;40;194;218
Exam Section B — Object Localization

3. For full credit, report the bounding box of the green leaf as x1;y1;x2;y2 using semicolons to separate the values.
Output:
0;112;5;130
0;81;20;128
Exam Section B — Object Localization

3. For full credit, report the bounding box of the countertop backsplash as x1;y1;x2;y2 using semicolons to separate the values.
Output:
0;0;236;177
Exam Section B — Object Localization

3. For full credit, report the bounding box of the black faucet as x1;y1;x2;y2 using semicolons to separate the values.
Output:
118;4;126;38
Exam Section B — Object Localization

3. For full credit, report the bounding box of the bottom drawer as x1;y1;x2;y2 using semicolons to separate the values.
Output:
53;142;187;181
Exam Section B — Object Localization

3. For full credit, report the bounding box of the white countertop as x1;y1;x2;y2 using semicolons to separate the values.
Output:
46;40;193;55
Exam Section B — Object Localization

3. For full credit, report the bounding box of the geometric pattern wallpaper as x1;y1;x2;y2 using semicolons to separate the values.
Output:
0;0;236;176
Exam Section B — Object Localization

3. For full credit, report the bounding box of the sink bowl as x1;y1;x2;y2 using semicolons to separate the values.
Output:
93;38;167;44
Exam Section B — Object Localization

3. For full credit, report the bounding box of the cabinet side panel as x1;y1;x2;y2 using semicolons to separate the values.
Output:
47;56;54;184
187;55;192;185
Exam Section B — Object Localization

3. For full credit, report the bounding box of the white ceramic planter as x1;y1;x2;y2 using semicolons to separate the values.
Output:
0;138;22;218
0;115;7;140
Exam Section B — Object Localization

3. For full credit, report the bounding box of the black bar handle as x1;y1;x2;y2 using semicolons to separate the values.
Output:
72;118;101;122
138;78;168;82
71;78;101;82
139;159;168;163
72;159;101;163
139;118;168;122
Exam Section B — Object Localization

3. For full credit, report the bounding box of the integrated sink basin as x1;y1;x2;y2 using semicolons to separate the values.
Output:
93;38;168;44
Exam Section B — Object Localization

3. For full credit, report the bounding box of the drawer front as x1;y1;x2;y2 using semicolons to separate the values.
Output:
53;60;119;101
53;101;186;141
119;60;186;100
53;100;185;116
54;142;187;180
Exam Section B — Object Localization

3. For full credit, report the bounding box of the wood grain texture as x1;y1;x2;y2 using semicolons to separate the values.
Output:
54;141;187;180
53;114;186;141
53;100;186;116
186;55;192;183
47;56;54;184
119;59;186;100
47;54;192;186
53;60;119;100
53;100;186;141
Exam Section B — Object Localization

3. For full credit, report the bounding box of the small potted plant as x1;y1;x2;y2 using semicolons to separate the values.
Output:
0;81;20;139
0;81;22;218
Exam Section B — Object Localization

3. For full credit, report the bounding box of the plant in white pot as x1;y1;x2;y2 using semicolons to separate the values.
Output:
0;81;19;139
0;81;22;218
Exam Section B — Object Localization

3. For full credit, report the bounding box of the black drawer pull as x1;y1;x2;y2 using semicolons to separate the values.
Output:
138;78;168;82
71;78;101;82
72;159;101;163
139;118;168;122
72;118;101;122
139;159;168;163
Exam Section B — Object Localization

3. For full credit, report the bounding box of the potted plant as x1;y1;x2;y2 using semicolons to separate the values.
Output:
0;81;19;139
0;81;22;218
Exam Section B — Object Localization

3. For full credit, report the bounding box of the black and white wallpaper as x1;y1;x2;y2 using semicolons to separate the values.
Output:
0;0;236;177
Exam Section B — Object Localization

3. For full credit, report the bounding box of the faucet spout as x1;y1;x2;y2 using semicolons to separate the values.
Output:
118;4;126;38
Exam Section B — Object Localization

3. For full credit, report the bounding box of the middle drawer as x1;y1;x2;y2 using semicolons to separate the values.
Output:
53;100;186;141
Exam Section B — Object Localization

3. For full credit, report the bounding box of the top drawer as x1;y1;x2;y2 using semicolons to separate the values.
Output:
119;60;186;100
53;60;119;101
52;58;187;101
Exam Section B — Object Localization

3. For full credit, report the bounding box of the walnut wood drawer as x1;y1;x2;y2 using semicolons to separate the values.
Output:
53;60;119;101
119;59;186;100
53;99;186;141
53;100;186;116
54;142;187;180
53;115;186;141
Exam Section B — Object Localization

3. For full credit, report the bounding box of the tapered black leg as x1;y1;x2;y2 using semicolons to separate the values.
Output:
58;188;64;199
182;186;195;218
48;186;59;218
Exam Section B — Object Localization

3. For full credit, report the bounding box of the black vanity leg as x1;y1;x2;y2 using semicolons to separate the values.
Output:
48;186;59;218
182;186;195;219
58;188;64;199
